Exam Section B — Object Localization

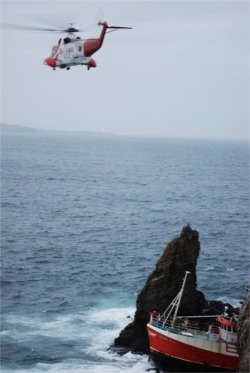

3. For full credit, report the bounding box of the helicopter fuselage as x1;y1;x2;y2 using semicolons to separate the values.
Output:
43;22;108;70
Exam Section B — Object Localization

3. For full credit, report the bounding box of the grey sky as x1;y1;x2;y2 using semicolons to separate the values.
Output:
1;0;249;139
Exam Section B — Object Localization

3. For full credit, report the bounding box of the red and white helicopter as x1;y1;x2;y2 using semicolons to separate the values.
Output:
2;21;132;70
44;21;132;70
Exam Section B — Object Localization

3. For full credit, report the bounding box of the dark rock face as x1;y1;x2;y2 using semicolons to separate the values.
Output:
114;225;209;353
237;299;250;372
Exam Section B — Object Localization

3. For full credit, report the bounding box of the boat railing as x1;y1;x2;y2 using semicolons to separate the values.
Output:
150;313;219;337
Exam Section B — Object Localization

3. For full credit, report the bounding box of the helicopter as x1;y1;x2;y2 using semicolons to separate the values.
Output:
2;20;132;70
44;21;132;70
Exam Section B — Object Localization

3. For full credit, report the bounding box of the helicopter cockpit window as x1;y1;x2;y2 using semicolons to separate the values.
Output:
64;37;71;44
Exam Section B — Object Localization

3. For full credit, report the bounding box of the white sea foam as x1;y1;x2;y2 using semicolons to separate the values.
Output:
3;307;155;373
215;296;242;307
204;266;215;271
2;357;154;373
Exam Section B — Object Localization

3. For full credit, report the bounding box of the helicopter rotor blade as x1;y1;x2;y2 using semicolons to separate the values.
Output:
1;22;64;32
1;22;85;33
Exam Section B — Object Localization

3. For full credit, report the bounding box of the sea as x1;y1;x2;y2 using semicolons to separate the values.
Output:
1;132;249;373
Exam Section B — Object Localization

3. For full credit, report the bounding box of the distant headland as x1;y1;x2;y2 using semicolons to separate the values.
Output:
1;123;41;133
1;123;117;136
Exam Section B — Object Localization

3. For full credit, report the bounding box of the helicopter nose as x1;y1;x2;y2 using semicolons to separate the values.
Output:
43;57;56;68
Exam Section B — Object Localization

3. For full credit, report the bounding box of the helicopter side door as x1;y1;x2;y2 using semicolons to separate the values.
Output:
64;46;73;60
73;44;83;59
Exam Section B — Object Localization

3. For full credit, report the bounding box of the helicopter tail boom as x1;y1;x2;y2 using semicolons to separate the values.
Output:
83;21;132;60
84;21;131;57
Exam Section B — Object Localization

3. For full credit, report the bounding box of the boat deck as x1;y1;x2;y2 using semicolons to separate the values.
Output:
149;315;220;342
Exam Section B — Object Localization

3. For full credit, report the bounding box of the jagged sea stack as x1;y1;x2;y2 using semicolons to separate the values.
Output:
114;225;208;353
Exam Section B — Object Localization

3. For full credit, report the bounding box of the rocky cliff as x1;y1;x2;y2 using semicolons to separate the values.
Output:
237;298;250;372
114;225;211;353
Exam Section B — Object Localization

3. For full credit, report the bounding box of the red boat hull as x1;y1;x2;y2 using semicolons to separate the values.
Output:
147;324;239;371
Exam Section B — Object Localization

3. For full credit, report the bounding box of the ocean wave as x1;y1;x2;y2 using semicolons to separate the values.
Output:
2;307;153;373
1;357;153;373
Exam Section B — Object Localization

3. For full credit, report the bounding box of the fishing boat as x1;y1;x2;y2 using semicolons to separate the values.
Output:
146;272;239;372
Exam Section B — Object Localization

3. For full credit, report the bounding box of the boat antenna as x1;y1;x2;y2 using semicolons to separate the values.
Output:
161;271;191;328
172;271;190;325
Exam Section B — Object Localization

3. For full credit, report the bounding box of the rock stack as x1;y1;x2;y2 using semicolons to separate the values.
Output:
114;225;209;353
113;224;249;372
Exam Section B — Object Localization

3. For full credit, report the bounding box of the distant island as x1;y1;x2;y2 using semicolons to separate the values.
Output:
1;123;117;136
1;123;41;133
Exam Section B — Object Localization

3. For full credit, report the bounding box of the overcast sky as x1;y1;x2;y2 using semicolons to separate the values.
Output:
1;0;249;139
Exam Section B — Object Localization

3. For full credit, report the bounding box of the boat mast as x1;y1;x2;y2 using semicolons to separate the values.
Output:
172;271;190;326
